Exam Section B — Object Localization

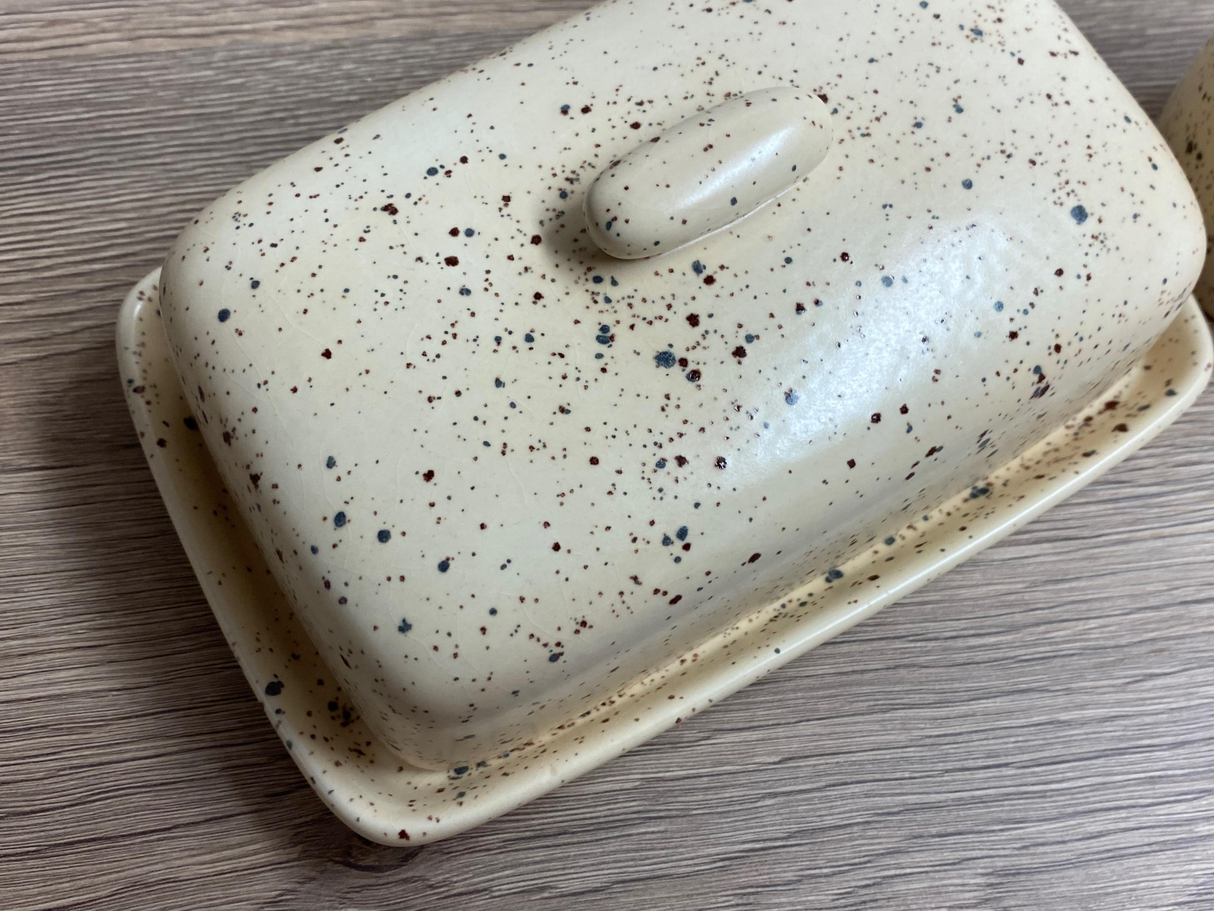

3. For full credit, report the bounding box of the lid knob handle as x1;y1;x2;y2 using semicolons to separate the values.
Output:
584;87;832;260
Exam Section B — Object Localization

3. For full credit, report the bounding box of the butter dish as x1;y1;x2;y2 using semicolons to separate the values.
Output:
120;0;1212;844
1162;34;1214;316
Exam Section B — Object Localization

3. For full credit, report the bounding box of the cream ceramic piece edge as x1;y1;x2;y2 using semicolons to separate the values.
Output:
1161;34;1214;317
118;269;1213;846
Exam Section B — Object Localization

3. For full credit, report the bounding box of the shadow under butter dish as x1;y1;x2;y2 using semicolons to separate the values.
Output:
122;0;1211;843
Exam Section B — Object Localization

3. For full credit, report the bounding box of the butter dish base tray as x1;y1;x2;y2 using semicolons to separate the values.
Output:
118;268;1211;845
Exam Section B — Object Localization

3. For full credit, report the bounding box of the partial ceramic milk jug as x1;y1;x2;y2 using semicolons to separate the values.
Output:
1161;33;1214;316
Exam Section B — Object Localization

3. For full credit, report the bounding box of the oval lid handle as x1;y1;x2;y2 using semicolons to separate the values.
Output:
584;87;833;260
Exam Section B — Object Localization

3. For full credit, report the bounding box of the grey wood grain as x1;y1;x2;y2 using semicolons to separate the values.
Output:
2;2;1214;909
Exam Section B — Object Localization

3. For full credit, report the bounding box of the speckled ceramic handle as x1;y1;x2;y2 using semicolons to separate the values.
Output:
584;88;832;259
1160;35;1214;317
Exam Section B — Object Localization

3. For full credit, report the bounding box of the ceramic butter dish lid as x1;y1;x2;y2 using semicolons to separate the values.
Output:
151;0;1205;780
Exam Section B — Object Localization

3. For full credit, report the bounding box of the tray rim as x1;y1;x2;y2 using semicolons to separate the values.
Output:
118;267;1213;845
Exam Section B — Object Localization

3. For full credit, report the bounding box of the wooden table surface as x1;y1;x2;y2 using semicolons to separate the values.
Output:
4;2;1214;908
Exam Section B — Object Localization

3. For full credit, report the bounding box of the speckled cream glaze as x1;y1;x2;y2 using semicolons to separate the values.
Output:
1161;34;1214;317
157;0;1204;770
118;275;1213;844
